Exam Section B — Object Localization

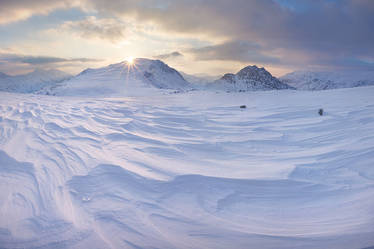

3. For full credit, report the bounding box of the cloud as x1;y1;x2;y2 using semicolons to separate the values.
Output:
0;53;101;65
154;51;183;60
0;0;373;70
83;0;374;70
0;52;102;74
0;0;79;24
61;16;128;42
188;41;281;64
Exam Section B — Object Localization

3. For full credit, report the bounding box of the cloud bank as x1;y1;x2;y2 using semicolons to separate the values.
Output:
0;0;373;71
0;0;79;24
0;52;102;74
154;51;183;60
62;16;128;42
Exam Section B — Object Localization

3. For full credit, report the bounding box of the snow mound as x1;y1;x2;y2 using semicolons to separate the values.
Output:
281;70;374;90
209;65;293;91
0;69;72;93
42;58;190;96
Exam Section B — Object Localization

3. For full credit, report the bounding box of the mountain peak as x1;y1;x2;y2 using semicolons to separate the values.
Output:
214;65;293;91
40;58;190;96
240;65;261;70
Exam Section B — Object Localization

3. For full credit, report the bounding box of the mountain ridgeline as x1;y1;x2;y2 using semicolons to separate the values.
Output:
40;58;190;96
280;71;374;90
0;69;72;93
2;57;374;95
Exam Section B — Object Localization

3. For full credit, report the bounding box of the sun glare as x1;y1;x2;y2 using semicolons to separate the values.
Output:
126;57;135;65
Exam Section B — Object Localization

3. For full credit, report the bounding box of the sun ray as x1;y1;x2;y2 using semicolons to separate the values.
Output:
126;56;134;65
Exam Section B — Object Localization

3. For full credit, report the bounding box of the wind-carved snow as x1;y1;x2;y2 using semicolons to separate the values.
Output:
209;65;293;91
281;70;374;90
0;69;72;93
0;86;374;249
40;58;190;96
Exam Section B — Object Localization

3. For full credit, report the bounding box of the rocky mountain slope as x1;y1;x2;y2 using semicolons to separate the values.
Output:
209;65;293;91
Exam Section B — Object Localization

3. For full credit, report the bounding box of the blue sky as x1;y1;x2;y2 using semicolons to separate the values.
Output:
0;0;373;76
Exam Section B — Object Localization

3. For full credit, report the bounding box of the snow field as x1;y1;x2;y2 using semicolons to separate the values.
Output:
0;87;374;248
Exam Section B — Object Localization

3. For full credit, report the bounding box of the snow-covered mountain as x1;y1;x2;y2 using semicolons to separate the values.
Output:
0;69;72;93
209;65;293;91
280;70;374;90
42;58;190;96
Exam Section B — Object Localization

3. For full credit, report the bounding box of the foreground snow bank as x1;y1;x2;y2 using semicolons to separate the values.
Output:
0;87;374;249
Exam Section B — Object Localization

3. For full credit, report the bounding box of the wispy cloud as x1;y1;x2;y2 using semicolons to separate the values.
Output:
188;41;281;64
0;52;102;74
0;0;78;24
154;51;183;60
0;53;101;65
61;16;128;42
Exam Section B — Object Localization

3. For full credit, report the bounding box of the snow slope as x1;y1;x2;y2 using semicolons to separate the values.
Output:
209;65;293;91
0;69;72;93
0;87;374;249
281;70;374;90
41;58;190;96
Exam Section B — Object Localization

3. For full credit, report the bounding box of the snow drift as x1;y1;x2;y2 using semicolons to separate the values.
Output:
0;85;374;249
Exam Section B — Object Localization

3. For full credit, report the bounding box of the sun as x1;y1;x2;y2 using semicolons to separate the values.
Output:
126;56;135;65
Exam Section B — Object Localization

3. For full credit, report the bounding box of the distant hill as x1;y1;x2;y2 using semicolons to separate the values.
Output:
280;71;374;90
0;69;72;93
208;65;293;92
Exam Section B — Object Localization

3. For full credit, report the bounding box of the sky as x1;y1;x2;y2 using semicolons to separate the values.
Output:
0;0;373;77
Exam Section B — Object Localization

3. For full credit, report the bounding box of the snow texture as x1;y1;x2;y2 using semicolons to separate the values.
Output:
1;84;374;249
